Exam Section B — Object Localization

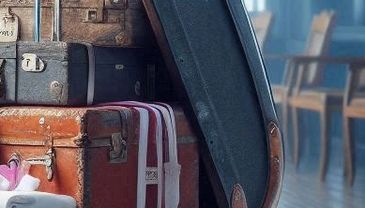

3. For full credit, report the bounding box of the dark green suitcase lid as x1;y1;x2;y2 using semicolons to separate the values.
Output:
142;0;284;207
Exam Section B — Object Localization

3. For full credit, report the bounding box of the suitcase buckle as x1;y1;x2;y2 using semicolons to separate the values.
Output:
26;149;55;181
109;133;127;163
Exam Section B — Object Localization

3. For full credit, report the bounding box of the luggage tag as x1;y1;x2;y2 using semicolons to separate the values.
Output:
99;102;163;208
150;103;181;208
0;8;19;42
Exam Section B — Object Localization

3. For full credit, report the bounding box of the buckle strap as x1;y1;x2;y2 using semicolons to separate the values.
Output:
84;43;95;105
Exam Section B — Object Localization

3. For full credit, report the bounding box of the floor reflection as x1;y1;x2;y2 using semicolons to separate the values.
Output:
279;136;365;208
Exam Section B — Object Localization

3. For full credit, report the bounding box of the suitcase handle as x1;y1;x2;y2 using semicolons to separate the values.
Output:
34;0;41;42
34;0;60;41
53;0;60;41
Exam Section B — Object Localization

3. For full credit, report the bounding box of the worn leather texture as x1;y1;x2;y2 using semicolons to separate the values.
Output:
0;42;153;105
143;0;281;207
0;0;154;47
0;106;199;208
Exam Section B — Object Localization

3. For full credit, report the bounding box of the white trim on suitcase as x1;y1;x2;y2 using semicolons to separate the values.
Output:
84;43;95;105
150;104;181;208
134;107;149;208
100;102;164;208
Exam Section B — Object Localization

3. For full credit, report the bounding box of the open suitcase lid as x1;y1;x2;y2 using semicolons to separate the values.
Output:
142;0;284;207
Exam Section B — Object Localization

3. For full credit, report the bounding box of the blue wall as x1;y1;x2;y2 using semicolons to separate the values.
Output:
263;0;365;157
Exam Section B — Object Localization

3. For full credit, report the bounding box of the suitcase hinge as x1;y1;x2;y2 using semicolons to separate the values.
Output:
109;133;127;163
26;149;55;181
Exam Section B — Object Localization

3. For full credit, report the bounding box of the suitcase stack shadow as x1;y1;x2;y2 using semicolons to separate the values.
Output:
0;0;199;207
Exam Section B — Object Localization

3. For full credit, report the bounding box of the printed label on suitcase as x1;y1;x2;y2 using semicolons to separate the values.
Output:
145;167;158;184
0;9;18;42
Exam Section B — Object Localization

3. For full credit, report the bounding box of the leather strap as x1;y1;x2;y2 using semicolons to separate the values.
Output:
84;43;95;105
150;103;181;208
121;101;163;208
134;107;149;208
100;102;164;208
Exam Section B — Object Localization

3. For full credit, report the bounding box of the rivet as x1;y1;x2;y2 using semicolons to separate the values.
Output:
270;124;278;137
39;117;45;125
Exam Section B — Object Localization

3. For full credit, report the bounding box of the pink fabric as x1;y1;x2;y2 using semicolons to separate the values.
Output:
0;159;19;190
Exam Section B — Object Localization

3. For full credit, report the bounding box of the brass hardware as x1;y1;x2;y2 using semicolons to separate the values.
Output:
109;133;127;163
86;10;98;22
262;122;284;208
26;149;55;181
49;81;64;102
231;184;248;208
115;64;125;70
21;53;45;72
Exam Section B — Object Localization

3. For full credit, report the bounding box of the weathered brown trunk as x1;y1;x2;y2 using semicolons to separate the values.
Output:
0;106;199;208
0;0;155;46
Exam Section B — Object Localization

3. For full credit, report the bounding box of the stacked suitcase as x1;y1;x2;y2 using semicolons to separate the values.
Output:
0;104;200;207
0;0;285;207
0;0;199;207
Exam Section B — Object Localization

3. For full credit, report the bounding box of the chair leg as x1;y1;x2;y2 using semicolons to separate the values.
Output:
343;116;355;185
319;108;330;181
292;107;300;168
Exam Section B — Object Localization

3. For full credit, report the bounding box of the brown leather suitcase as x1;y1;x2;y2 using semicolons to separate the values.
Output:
0;0;154;47
0;105;199;207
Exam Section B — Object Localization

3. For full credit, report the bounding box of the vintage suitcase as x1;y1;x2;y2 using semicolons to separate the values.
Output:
0;42;155;105
0;0;154;47
143;0;284;208
0;104;199;207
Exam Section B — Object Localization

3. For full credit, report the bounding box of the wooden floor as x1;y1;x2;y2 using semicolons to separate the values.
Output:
279;136;365;208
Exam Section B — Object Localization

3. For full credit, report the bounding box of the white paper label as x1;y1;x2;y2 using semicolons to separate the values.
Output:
145;167;158;184
0;9;19;42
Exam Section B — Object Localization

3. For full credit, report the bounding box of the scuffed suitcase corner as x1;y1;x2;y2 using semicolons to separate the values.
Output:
75;111;90;208
262;122;284;208
76;148;91;208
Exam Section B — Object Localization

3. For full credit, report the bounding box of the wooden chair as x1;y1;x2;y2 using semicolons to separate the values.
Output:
270;11;336;169
284;56;365;184
252;11;273;49
343;63;365;185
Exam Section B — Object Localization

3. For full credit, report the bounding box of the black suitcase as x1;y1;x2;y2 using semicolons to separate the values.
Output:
143;0;284;207
0;41;154;105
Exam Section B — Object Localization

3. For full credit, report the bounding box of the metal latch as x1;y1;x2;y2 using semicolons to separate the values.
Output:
26;149;55;180
109;133;127;163
21;53;45;72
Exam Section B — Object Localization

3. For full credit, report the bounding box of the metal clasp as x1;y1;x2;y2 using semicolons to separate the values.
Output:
21;53;45;72
26;149;55;180
109;133;127;163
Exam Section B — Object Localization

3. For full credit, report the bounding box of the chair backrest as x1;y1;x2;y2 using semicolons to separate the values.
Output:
283;11;336;91
302;10;336;85
344;64;365;106
252;11;273;49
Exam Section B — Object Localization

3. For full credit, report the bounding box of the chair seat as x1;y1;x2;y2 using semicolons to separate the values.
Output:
272;85;288;104
345;98;365;118
289;88;343;111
